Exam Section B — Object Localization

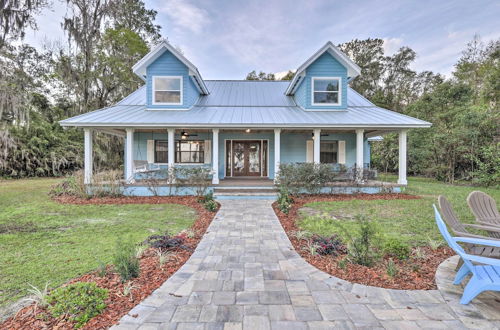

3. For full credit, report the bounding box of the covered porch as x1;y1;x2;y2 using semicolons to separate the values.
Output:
82;126;409;195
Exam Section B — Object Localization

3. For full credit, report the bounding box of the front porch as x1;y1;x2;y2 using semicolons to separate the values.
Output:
82;127;409;196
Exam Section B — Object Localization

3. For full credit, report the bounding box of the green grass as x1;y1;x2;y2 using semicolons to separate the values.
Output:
0;178;196;307
298;175;500;247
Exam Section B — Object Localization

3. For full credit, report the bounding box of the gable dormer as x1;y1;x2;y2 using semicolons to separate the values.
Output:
132;40;209;109
286;41;361;110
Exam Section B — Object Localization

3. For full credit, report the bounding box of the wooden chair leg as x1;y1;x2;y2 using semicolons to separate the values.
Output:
455;257;464;271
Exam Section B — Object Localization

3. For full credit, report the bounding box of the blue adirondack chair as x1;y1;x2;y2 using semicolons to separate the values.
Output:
433;205;500;304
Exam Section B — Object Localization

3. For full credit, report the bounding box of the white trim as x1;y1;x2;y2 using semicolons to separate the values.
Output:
355;129;364;169
125;128;135;183
223;138;270;178
286;41;361;95
152;76;183;106
61;123;431;129
313;129;321;163
311;77;341;106
212;129;219;184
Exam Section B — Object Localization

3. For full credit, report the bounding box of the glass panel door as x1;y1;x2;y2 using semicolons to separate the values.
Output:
247;142;261;176
232;141;246;176
230;141;262;176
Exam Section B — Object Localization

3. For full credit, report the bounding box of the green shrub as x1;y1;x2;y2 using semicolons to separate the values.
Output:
383;237;411;260
199;191;214;203
333;215;379;267
173;167;212;197
386;259;398;277
277;187;293;214
49;171;87;198
204;199;218;212
112;239;140;282
276;163;349;195
47;282;108;328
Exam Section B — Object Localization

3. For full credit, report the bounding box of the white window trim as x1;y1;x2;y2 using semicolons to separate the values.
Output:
152;75;183;106
311;77;341;106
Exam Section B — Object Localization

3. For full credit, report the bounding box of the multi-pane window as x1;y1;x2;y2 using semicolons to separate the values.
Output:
312;77;340;105
320;141;338;164
153;76;182;104
175;140;204;163
154;140;168;163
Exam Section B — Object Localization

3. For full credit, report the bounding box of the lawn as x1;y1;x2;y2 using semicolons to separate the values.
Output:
0;178;196;308
298;175;500;246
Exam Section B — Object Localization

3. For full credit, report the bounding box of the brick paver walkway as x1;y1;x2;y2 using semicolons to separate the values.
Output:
113;200;499;329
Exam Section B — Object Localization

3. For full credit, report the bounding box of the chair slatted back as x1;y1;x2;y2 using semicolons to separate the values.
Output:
468;191;500;238
433;205;476;276
438;196;468;234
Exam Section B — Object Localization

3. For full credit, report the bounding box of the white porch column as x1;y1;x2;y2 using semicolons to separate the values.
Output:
212;129;219;184
398;129;408;185
313;129;321;164
355;129;364;169
274;128;281;180
125;128;134;183
84;128;93;184
168;128;175;183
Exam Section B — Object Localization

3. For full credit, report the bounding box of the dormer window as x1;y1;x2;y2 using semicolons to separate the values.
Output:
153;76;183;105
312;77;341;106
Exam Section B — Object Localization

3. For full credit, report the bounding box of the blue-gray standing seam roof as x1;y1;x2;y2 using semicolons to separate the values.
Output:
60;81;431;128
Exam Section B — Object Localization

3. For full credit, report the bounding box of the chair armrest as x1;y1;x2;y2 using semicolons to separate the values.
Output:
464;253;500;266
464;223;500;233
454;230;500;241
454;236;500;248
476;220;500;228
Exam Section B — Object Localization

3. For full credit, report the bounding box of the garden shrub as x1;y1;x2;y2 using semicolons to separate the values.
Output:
198;190;214;203
143;232;189;251
204;199;218;212
112;239;140;282
312;234;347;256
276;163;350;195
173;167;212;197
49;171;87;198
386;259;398;277
331;215;379;267
277;187;293;214
383;237;411;260
47;282;108;328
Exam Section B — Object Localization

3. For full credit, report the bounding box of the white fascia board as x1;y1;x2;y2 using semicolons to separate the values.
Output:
285;41;362;95
59;123;432;129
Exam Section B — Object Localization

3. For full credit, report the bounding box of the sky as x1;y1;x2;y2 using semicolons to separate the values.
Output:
25;0;500;80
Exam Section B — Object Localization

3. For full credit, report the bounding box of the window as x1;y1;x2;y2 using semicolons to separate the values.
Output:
153;76;182;105
154;140;168;163
175;140;204;163
312;77;341;106
320;141;338;164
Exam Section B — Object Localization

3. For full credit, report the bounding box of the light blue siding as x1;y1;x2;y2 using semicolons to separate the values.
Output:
146;50;200;109
294;52;348;110
130;131;370;181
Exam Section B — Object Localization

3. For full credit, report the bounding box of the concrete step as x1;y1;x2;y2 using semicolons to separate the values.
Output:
214;188;278;194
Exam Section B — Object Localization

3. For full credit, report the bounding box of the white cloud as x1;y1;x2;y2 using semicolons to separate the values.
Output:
160;0;211;34
383;37;403;55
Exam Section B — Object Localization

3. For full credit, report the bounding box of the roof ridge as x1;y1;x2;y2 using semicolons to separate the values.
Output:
204;80;289;82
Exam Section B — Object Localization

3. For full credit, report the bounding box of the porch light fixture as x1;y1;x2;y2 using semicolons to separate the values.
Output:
245;128;251;133
181;131;189;140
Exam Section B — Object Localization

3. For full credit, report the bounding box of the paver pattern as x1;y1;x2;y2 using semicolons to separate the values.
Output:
113;199;500;329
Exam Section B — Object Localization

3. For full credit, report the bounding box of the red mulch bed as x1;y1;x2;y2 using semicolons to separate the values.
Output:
1;196;218;330
273;193;454;290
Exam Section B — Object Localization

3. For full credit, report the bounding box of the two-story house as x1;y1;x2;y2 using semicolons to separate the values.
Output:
60;41;431;196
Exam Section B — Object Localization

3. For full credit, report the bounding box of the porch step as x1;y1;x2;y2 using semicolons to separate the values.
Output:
213;187;278;200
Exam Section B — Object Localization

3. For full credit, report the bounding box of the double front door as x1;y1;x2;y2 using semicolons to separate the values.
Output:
226;140;268;177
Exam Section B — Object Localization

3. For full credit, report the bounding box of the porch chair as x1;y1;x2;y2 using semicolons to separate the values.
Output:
433;205;500;304
133;160;161;174
467;191;500;233
438;196;500;268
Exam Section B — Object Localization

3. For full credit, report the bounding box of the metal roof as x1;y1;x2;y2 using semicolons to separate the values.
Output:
60;81;431;128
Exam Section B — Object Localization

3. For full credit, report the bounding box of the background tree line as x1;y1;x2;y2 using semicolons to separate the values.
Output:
246;38;499;186
0;1;498;185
